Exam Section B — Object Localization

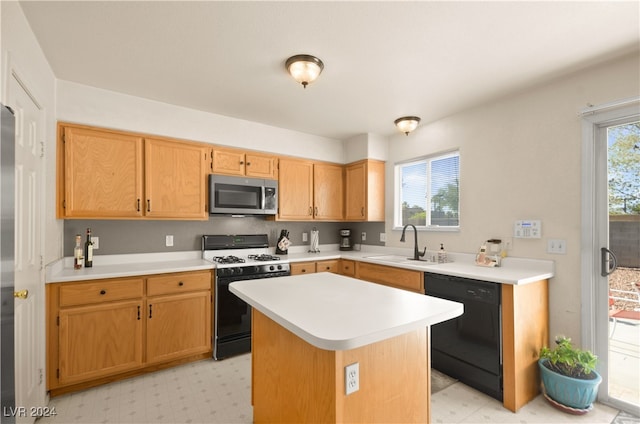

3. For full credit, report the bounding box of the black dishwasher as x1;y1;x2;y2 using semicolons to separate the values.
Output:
425;272;503;401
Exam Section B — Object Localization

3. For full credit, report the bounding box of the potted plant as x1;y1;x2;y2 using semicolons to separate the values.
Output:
538;336;602;411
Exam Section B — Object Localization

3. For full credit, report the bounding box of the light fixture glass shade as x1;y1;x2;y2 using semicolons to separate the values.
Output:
286;54;324;88
394;116;421;135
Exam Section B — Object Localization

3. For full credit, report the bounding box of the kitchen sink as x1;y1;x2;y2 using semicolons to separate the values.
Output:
363;254;437;265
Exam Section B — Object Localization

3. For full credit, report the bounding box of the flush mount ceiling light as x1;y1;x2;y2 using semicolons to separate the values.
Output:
394;116;421;136
285;54;324;88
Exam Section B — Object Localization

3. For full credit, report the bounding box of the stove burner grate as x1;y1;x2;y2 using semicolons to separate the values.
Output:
212;255;246;264
247;254;282;262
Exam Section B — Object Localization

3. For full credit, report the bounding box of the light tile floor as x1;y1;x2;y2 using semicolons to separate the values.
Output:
37;354;626;424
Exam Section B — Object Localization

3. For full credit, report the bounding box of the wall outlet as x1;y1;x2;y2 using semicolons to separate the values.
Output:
345;362;359;395
547;239;566;254
380;232;386;242
165;235;174;247
92;236;99;250
302;232;308;242
361;232;366;241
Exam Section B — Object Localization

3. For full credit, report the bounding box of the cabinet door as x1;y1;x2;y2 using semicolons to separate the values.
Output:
344;161;366;221
278;158;314;220
145;138;208;219
290;262;317;275
58;300;143;385
245;153;277;179
345;160;385;222
61;125;143;218
313;163;344;220
316;260;339;273
146;291;212;364
212;148;246;176
339;259;356;276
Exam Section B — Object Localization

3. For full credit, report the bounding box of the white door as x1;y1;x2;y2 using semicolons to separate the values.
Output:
581;99;640;417
7;71;46;424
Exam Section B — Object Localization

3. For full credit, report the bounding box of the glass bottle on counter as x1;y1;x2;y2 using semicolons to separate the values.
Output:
73;235;83;269
84;228;93;268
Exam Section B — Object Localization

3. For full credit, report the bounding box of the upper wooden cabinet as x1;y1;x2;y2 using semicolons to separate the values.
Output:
57;123;208;220
345;159;385;222
278;158;343;221
212;148;278;179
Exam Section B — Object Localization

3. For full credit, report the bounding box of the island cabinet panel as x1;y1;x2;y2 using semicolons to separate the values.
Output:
501;279;549;412
355;262;424;293
47;270;213;396
252;310;429;423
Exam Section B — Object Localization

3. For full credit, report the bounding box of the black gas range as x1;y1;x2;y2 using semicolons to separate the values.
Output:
202;234;290;359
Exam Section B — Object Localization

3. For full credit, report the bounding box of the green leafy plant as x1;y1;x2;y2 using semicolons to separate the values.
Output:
540;336;598;380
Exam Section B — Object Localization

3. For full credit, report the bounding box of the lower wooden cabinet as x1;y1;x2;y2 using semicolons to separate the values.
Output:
290;260;340;275
355;262;424;293
47;270;213;395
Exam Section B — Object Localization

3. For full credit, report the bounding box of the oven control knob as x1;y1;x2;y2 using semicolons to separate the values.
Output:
277;265;283;270
269;265;275;271
236;267;244;275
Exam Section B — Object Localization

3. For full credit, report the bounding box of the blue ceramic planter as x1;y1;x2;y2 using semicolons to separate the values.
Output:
538;358;602;409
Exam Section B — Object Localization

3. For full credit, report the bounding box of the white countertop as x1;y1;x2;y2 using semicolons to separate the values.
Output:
46;251;214;283
45;245;553;285
229;272;464;351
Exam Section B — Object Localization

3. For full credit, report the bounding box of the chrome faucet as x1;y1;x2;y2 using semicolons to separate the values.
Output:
400;224;427;261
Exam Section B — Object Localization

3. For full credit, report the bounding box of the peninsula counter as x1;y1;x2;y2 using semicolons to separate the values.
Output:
230;272;463;423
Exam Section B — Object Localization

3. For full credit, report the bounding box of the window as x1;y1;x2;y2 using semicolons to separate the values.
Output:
394;151;460;229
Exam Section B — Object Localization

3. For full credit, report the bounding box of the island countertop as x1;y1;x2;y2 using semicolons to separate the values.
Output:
229;272;463;351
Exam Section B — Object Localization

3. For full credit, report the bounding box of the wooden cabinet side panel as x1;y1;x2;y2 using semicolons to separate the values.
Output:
145;139;207;219
145;291;212;364
355;262;424;293
278;159;314;220
252;310;337;423
502;280;549;412
63;126;143;218
365;160;385;222
58;301;144;385
313;163;344;220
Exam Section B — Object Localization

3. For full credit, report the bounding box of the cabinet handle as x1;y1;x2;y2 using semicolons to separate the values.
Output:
315;206;318;216
137;305;141;320
178;281;184;286
325;266;330;270
137;199;140;212
301;269;307;273
149;304;153;319
239;161;244;165
361;207;365;217
309;207;313;216
147;199;151;212
99;289;106;295
246;162;251;166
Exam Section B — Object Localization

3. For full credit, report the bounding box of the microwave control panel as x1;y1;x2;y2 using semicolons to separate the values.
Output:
514;220;541;238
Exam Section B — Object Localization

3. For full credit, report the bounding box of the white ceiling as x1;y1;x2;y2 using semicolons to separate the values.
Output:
19;1;640;140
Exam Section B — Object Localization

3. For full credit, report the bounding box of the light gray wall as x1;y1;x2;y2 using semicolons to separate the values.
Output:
63;218;385;256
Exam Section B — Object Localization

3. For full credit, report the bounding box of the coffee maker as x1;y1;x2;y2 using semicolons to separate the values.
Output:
339;229;352;251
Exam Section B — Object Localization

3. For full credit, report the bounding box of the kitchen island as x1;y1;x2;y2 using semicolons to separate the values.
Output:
230;272;463;423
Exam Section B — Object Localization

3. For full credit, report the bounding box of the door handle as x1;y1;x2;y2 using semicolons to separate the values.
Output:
14;289;28;299
601;247;618;277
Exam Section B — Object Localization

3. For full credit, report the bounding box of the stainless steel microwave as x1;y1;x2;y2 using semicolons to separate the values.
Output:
208;174;278;216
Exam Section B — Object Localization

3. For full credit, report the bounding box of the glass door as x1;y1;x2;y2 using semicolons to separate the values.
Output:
603;120;640;412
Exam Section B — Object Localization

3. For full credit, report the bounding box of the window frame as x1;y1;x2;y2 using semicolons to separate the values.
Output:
393;149;460;232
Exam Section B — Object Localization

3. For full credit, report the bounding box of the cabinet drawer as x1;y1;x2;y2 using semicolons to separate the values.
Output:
59;278;144;307
340;259;356;276
316;260;339;273
356;262;424;293
146;271;212;296
290;262;316;275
